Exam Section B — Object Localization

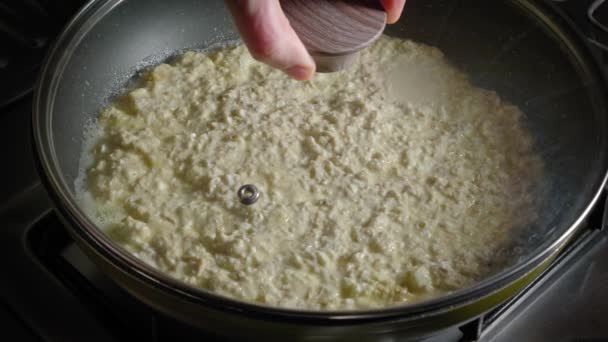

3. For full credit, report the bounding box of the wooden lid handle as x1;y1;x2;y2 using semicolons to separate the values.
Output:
281;0;387;72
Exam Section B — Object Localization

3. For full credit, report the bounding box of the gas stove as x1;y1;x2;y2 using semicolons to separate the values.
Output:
1;1;607;341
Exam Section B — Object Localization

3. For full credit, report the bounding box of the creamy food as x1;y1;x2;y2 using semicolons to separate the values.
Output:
78;36;542;310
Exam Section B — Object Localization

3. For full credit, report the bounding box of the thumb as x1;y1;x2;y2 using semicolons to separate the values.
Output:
225;0;316;80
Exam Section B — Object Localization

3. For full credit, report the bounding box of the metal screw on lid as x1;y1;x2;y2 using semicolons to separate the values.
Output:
280;0;387;72
238;184;260;205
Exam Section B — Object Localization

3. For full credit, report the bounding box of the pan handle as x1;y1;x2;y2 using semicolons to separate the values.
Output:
550;0;608;53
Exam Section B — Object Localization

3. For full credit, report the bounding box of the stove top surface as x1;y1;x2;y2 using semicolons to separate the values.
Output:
1;0;608;341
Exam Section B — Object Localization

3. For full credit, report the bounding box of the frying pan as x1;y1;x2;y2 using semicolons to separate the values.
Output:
32;0;608;340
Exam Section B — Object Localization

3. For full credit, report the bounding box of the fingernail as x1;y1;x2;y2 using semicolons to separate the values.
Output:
286;65;314;81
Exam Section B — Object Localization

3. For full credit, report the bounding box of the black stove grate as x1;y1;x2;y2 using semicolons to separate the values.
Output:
0;0;83;108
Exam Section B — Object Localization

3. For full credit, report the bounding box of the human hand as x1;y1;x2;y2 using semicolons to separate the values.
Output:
225;0;406;80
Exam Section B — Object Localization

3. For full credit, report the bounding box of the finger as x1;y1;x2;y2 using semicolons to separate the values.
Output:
379;0;406;24
224;0;316;80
